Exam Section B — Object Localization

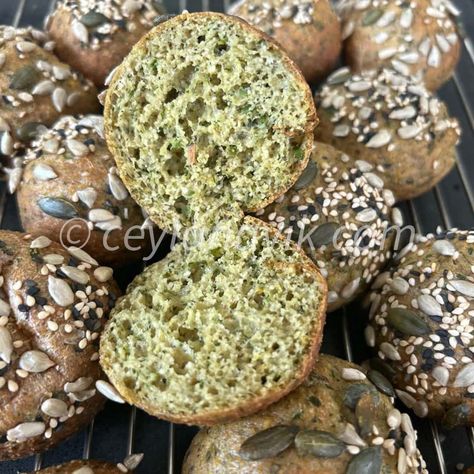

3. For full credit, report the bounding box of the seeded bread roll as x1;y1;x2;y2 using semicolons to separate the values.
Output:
256;141;398;312
338;0;461;92
100;217;327;425
0;230;119;461
365;229;474;427
314;68;460;201
46;0;166;87
182;354;427;474
32;460;123;474
15;115;151;267
0;26;99;162
104;12;317;235
228;0;341;83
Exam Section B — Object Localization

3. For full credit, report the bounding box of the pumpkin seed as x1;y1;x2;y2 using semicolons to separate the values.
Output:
369;358;397;379
94;266;113;283
48;275;74;307
362;8;383;26
41;398;68;418
450;279;474;298
367;369;395;397
77;187;98;208
33;163;58;181
64;376;93;393
81;11;109;27
0;327;13;363
19;350;55;372
108;173;129;200
346;447;382;474
61;265;90;285
9;65;40;90
293;160;317;190
295;430;345;458
72;19;89;43
343;383;375;410
38;197;79;219
355;392;380;437
443;403;471;429
30;235;52;249
68;246;98;266
7;422;45;441
309;222;338;247
123;453;144;470
17;122;46;143
96;380;126;403
386;307;431;336
239;425;299;461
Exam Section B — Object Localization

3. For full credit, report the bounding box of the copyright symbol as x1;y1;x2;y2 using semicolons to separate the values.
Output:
60;218;92;250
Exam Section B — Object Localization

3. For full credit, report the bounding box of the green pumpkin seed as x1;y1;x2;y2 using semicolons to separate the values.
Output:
369;358;397;379
37;197;79;220
16;122;46;143
443;404;471;430
293;160;317;190
10;65;40;90
355;392;380;437
386;308;431;336
343;383;376;410
239;425;299;461
81;11;109;27
310;222;338;247
295;430;345;458
362;8;384;26
367;370;395;398
346;447;382;474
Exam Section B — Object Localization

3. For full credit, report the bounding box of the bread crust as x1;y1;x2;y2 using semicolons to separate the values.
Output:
47;2;165;87
0;230;119;461
100;216;327;425
104;12;318;235
32;459;123;474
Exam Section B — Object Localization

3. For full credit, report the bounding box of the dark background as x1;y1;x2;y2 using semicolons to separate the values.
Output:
0;0;473;472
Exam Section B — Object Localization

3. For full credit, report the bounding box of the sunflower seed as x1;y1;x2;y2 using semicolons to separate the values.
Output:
81;11;109;27
69;389;96;402
387;409;401;429
378;47;397;60
389;106;417;120
0;327;13;363
364;172;384;189
43;138;59;154
364;325;375;347
94;266;113;283
392;208;403;227
341;278;360;299
95;216;122;231
449;280;474;297
367;370;395;397
337;423;366;447
52;87;67;112
327;67;351;85
7;422;45;442
67;92;82;107
89;209;115;222
376;10;395;27
96;380;126;403
342;20;355;40
380;342;401;361
48;275;74;307
123;453;144;470
72;468;94;474
390;277;409;295
61;265;90;285
398;51;419;64
366;130;391;148
43;254;65;265
333;124;350;137
239;425;299;461
41;398;68;418
66;139;89;157
0;117;10;132
72;20;89;43
79;115;104;138
396;389;416;409
398;124;421;140
355;160;373;172
52;65;71;80
418;294;443;316
108;173;128;200
77;187;97;208
64;376;93;393
400;8;413;28
0;53;5;69
7;167;21;193
293;159;317;190
431;366;449;386
68;246;98;266
443;403;471;429
428;45;441;68
295;430;345;458
356;208;377;223
348;80;371;92
447;32;458;45
373;31;389;44
1;131;13;155
383;189;395;207
19;350;55;372
33;163;57;181
391;59;411;76
0;298;10;317
30;235;52;249
342;368;366;381
419;38;431;56
122;0;142;15
38;197;79;220
453;363;474;388
9;65;39;90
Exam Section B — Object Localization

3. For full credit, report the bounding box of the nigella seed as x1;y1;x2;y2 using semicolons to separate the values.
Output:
386;307;431;336
293;160;317;190
37;197;79;220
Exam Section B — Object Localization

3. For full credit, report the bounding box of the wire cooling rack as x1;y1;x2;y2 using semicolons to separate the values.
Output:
0;0;473;472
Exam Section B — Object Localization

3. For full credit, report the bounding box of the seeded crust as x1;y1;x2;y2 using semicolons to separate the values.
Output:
182;354;427;474
46;0;166;87
0;230;119;461
100;217;327;425
338;0;461;91
0;26;99;160
16;115;151;267
314;68;460;202
104;12;317;235
256;142;396;312
228;0;341;83
366;229;474;426
32;460;123;473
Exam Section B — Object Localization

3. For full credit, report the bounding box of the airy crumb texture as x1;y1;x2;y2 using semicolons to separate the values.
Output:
100;217;327;425
105;12;316;234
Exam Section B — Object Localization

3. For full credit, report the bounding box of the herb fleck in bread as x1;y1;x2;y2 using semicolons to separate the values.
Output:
104;12;317;235
100;217;327;425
